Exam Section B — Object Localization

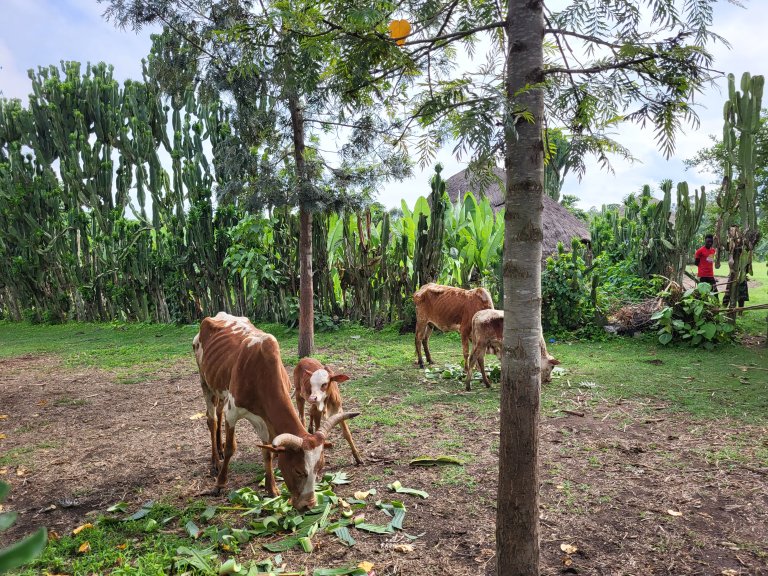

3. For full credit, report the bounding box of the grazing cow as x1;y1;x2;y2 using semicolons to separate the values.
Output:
293;358;364;465
193;312;357;510
413;283;494;369
465;309;560;391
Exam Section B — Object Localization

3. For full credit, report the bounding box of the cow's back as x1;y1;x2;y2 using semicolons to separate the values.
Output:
195;313;291;408
414;284;493;331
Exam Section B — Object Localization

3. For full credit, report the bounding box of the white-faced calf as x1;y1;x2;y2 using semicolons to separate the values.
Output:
465;309;560;391
294;358;363;465
193;312;358;510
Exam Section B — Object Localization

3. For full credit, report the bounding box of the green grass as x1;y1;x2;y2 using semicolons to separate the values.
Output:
1;317;766;573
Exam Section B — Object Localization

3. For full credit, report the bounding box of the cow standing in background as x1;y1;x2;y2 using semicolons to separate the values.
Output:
193;312;358;511
294;358;364;465
465;309;560;391
413;283;494;370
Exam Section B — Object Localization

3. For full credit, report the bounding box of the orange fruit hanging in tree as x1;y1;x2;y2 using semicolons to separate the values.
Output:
388;19;411;46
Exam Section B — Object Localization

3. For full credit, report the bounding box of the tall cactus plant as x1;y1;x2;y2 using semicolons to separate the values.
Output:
717;72;764;309
413;164;447;289
670;182;706;285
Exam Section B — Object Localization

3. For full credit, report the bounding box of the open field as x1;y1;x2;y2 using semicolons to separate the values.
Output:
0;320;767;575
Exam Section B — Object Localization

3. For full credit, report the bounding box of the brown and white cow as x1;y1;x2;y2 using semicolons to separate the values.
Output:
192;312;357;510
465;309;560;391
413;283;494;370
293;358;363;465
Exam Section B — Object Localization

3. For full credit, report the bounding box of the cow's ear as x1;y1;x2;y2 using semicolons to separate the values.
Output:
256;443;286;454
303;368;314;378
332;374;350;384
549;358;561;366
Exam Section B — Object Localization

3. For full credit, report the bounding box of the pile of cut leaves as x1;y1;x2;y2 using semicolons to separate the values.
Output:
124;472;424;575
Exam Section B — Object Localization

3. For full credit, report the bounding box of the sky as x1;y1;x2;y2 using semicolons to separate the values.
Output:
1;0;766;211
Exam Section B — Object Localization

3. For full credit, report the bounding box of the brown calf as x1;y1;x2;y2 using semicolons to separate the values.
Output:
413;283;494;370
465;309;561;391
293;358;364;465
193;312;357;510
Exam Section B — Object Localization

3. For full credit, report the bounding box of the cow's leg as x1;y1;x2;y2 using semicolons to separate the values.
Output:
262;447;280;497
214;421;237;493
460;332;471;372
201;382;220;476
296;396;306;429
422;325;434;365
465;347;478;391
215;398;224;462
414;317;428;368
310;409;321;434
339;419;364;465
478;352;491;388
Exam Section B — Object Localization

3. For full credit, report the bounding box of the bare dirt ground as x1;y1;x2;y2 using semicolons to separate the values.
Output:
1;353;767;575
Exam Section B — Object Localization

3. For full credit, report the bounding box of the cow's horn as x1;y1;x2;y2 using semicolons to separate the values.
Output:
272;433;304;451
318;411;360;438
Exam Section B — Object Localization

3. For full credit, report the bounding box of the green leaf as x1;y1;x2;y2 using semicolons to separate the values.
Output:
106;501;128;513
186;520;201;539
702;323;716;340
298;536;314;552
409;456;463;467
174;546;217;574
312;567;367;576
201;505;217;521
0;482;9;503
355;522;394;534
658;332;673;345
0;527;47;572
0;512;18;531
387;480;428;499
125;500;154;521
332;526;356;547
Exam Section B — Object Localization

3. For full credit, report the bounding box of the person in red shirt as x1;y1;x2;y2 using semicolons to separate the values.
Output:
694;234;717;294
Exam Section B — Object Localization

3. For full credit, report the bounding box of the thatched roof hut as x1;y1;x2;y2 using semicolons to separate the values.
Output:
445;167;591;263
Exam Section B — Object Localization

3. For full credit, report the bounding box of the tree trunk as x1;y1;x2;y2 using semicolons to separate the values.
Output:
289;94;314;357
498;1;544;574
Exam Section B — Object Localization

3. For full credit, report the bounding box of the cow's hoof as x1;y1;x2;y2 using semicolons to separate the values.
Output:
199;486;222;497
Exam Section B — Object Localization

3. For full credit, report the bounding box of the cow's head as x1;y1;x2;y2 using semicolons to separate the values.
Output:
260;411;358;510
304;367;350;412
540;353;561;384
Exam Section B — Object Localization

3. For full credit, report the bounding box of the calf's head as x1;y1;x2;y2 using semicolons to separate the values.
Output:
540;353;561;384
304;367;350;411
261;411;358;511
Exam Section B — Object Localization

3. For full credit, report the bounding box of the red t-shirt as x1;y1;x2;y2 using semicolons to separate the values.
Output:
695;246;716;278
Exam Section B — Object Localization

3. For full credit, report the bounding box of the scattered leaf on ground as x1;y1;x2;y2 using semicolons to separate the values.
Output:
387;480;428;499
189;412;206;420
77;541;91;554
667;509;683;517
560;543;578;554
409;456;463;467
72;523;93;535
393;544;414;553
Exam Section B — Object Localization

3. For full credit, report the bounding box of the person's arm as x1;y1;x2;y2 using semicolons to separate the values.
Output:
694;247;701;266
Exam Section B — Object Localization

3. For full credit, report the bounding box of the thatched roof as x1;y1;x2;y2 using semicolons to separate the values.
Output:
445;167;591;262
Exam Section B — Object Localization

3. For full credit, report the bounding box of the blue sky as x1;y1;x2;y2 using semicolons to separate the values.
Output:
1;0;766;210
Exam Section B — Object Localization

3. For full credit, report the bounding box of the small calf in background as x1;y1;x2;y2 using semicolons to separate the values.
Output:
294;358;364;465
465;309;560;391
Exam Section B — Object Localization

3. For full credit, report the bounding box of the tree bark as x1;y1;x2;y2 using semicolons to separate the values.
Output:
497;0;544;574
289;94;315;358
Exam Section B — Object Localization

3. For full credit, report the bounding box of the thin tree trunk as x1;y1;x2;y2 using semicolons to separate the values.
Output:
289;94;314;357
498;1;544;575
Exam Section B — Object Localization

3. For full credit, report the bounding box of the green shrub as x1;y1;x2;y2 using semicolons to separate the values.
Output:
651;282;735;348
542;240;594;332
